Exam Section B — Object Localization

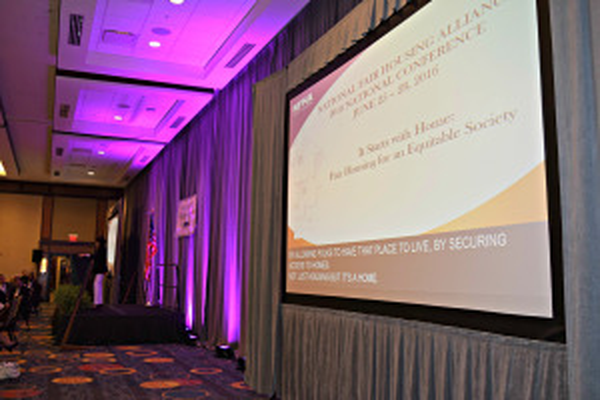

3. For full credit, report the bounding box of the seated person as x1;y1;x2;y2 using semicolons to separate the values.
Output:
0;300;18;351
0;274;9;305
0;275;9;324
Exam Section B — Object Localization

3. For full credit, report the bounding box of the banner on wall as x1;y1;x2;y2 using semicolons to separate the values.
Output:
176;195;197;237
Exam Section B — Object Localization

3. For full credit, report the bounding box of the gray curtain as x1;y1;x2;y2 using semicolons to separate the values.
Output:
247;70;288;394
282;305;566;400
550;0;600;399
249;0;600;398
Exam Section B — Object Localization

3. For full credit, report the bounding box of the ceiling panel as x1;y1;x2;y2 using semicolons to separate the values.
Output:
3;121;50;182
95;0;257;67
54;75;212;142
52;132;164;187
57;0;310;89
0;127;18;177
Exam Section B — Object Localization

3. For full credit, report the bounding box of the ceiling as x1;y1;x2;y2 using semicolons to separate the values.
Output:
0;0;308;188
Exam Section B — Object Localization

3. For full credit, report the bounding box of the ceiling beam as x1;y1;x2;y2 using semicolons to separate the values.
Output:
0;179;123;199
56;68;216;94
0;95;21;175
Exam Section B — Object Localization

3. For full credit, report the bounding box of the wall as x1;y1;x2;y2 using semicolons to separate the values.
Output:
51;197;97;242
0;192;43;277
0;191;106;279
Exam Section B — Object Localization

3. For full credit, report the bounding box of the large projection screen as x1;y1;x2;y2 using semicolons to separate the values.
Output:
285;0;561;322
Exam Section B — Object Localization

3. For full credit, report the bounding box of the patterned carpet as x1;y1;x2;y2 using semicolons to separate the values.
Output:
0;304;269;399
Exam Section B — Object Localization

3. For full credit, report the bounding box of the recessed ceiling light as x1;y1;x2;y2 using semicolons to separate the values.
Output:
114;115;123;121
87;170;96;176
98;150;106;155
170;0;184;4
0;161;6;176
149;40;161;48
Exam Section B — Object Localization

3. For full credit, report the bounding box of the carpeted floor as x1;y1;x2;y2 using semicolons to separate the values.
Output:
0;304;269;399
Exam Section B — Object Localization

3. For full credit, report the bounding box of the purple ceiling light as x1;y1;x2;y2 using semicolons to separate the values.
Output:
51;133;164;187
58;0;310;89
54;76;212;143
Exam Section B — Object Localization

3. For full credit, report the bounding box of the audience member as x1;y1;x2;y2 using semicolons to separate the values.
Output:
0;275;19;351
0;275;9;305
93;238;108;306
17;275;32;329
29;273;42;315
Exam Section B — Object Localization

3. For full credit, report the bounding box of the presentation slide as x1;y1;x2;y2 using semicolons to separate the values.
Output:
286;0;554;317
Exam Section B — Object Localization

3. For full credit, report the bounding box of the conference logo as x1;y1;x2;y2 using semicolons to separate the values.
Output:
292;92;314;113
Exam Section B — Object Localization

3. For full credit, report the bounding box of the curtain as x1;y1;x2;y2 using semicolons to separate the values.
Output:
549;0;600;398
282;305;567;400
247;70;288;394
121;0;362;360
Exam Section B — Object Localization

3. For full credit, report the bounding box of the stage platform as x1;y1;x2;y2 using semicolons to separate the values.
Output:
67;304;188;345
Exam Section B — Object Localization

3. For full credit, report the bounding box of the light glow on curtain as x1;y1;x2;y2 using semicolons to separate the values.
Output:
185;236;195;329
225;243;241;343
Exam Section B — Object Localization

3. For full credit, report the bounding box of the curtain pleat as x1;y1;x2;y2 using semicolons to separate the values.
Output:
281;305;567;400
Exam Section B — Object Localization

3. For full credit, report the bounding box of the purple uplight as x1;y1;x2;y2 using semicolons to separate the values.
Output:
185;235;195;329
224;236;240;343
199;194;211;329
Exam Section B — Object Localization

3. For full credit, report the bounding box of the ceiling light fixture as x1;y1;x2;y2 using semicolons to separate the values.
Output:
98;150;106;155
0;161;6;176
149;40;161;48
87;170;96;176
170;0;185;5
114;115;123;121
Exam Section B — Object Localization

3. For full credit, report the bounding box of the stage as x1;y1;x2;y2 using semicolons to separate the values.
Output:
67;304;188;345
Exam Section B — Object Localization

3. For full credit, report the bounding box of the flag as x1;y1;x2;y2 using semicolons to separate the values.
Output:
145;213;157;282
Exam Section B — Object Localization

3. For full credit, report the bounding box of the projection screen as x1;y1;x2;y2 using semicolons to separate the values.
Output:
285;0;560;319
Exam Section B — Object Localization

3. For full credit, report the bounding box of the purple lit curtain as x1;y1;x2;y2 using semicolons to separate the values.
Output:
121;0;363;349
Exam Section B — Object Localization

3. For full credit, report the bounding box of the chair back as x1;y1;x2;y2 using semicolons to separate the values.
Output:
0;296;22;331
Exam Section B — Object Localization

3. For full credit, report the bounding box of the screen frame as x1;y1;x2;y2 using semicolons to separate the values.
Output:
282;0;565;342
